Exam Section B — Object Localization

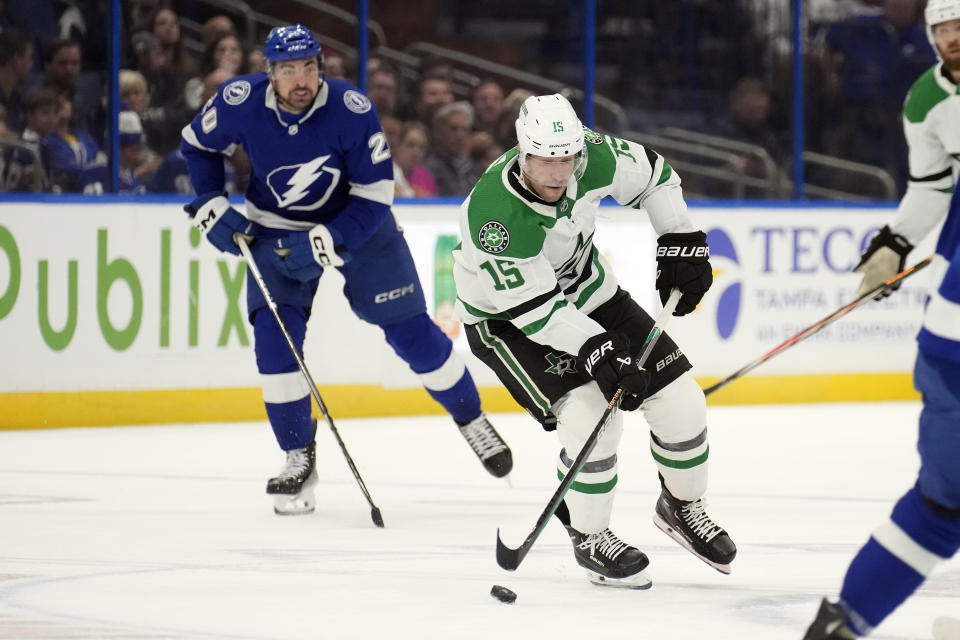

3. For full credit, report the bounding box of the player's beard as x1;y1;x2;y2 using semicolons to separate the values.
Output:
275;80;321;113
942;49;960;76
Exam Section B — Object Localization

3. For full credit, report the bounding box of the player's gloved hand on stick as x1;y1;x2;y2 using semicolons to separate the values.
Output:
854;225;913;299
655;230;712;316
273;223;351;281
184;191;252;256
578;331;649;411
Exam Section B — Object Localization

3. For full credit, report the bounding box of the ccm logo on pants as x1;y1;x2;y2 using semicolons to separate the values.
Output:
375;283;416;303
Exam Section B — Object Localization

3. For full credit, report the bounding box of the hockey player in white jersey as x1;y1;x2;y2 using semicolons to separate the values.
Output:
805;2;960;637
454;93;736;588
180;25;513;516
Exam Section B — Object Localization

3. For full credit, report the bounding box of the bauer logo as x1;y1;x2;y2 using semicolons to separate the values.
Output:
478;221;509;254
707;227;741;341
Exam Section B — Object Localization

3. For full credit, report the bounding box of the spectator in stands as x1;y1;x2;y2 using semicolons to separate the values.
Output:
117;108;148;194
495;87;533;149
380;114;402;155
57;0;109;70
200;15;237;48
323;50;349;81
471;79;505;137
129;31;190;154
147;68;238;194
821;0;936;192
11;88;60;190
421;57;455;82
0;29;33;134
35;39;102;140
367;65;400;117
118;70;161;180
706;76;788;197
184;33;247;110
394;121;436;198
469;130;506;170
425;101;479;196
247;48;267;74
413;76;453;127
148;3;196;78
43;92;106;193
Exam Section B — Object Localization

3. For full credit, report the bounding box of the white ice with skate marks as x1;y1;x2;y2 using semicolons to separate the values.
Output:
0;402;958;639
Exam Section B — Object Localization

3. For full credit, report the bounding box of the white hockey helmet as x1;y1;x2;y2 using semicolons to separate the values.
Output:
925;0;960;58
515;93;587;180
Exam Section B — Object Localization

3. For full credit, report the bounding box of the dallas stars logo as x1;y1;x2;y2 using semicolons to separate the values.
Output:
544;352;578;377
478;220;509;254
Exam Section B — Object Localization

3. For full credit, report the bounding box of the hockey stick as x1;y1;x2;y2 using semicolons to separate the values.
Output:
495;288;683;571
234;233;385;528
702;256;932;397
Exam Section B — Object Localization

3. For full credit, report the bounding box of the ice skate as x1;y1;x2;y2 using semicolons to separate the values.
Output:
565;525;652;589
802;598;857;640
266;442;318;515
457;413;513;478
653;484;736;574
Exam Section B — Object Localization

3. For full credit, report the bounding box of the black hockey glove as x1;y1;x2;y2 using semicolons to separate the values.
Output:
656;231;712;316
854;225;913;300
578;331;650;411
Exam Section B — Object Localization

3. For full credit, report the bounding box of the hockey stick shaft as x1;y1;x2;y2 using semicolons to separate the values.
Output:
495;288;682;571
702;256;932;397
235;234;384;528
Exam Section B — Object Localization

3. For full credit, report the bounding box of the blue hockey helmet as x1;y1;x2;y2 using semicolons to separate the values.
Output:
263;24;323;65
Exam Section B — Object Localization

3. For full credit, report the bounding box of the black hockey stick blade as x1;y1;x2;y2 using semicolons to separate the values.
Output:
494;290;682;571
703;256;932;396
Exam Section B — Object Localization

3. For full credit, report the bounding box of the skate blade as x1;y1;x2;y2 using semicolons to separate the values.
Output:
585;568;652;590
501;473;513;488
270;471;317;515
653;514;732;575
273;491;316;515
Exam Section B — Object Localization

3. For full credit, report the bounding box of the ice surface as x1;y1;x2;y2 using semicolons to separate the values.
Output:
1;402;956;639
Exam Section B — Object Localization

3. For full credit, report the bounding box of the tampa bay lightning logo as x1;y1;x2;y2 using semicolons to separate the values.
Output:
223;80;251;105
706;228;741;340
266;155;342;210
343;90;372;114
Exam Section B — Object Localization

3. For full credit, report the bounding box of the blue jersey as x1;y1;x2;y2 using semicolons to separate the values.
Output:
180;73;394;251
917;187;960;362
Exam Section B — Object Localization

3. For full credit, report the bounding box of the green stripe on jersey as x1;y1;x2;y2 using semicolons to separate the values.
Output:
904;66;951;123
520;299;568;336
575;132;618;196
574;249;606;308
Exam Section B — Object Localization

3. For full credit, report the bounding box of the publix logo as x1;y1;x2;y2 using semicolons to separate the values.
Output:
706;228;741;341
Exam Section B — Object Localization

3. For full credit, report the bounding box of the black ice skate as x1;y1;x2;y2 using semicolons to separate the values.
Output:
565;525;652;589
266;441;318;515
653;483;737;574
456;413;513;478
802;598;857;640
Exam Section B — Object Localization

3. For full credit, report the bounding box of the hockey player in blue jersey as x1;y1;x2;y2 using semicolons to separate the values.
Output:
804;4;960;636
180;24;512;515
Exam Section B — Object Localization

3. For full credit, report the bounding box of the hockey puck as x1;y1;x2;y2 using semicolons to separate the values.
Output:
490;584;517;604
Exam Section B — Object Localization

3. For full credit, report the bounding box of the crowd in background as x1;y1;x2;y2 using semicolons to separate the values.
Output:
0;0;942;199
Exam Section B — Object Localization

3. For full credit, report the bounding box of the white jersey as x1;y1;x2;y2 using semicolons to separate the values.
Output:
889;63;960;250
453;129;695;356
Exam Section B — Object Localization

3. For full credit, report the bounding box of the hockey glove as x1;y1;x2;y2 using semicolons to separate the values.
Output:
656;231;712;316
184;191;251;255
854;225;913;299
273;224;352;282
578;331;650;411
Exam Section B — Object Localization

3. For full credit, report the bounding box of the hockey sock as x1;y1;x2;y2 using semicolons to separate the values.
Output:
557;449;617;532
253;307;314;451
383;313;481;423
839;485;960;635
